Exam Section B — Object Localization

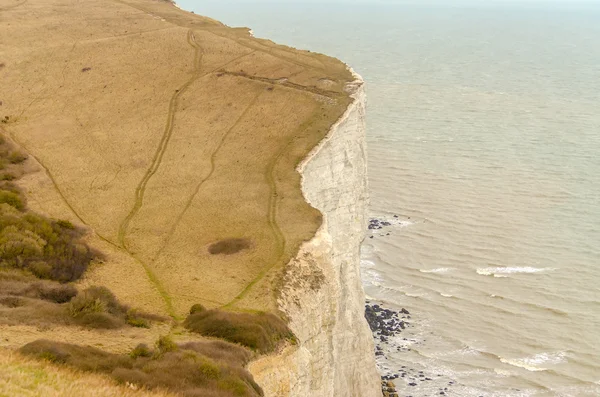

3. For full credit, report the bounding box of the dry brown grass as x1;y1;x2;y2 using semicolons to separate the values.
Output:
0;349;178;397
20;339;263;397
1;0;355;391
0;0;353;317
0;272;168;331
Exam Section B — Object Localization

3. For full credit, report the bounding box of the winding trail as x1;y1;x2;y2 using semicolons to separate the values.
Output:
223;120;315;308
117;29;203;249
150;90;264;264
0;0;27;11
112;29;203;317
6;0;339;315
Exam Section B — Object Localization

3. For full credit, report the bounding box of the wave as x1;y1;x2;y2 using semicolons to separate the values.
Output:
500;351;567;372
476;266;555;276
420;267;454;273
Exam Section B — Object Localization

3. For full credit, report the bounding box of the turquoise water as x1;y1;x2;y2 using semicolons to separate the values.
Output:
180;1;600;395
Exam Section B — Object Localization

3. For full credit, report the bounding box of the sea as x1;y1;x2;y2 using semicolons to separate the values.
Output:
178;1;600;396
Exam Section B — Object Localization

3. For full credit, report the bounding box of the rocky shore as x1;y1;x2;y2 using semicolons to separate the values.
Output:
365;300;461;396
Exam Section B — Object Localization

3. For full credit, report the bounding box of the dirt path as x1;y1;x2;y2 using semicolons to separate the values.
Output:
117;29;203;250
0;0;27;11
113;29;203;317
150;90;264;264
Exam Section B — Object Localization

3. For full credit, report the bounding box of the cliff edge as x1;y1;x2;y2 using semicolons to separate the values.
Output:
249;72;380;396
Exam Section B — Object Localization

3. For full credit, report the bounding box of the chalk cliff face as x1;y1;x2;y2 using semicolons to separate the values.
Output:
249;73;380;397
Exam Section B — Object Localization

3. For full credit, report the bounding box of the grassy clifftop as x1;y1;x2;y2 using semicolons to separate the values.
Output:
1;0;353;316
1;0;355;394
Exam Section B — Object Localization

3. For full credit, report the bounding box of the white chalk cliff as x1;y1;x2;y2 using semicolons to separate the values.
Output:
249;72;380;397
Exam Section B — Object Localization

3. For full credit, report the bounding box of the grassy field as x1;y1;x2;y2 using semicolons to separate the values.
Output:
1;0;355;394
0;0;353;318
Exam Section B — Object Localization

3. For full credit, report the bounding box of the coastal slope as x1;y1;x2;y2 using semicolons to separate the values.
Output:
0;0;379;394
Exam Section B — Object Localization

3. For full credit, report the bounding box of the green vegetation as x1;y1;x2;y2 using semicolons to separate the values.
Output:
20;338;263;397
0;200;99;282
184;309;294;353
0;272;166;330
0;136;99;283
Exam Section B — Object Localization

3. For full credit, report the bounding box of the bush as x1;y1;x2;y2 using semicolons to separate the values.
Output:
184;309;293;353
0;173;16;181
68;293;106;318
0;295;23;308
0;189;24;210
0;277;159;330
127;316;149;328
29;281;77;303
8;151;27;164
130;343;152;358
180;340;252;367
56;220;75;230
20;340;131;372
78;312;124;329
66;286;139;329
20;339;263;397
28;261;53;279
79;286;126;315
0;204;99;282
155;335;178;354
190;303;206;315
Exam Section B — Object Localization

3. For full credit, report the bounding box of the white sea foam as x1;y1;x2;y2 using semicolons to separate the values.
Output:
361;259;376;271
420;267;453;273
476;267;554;276
500;352;566;372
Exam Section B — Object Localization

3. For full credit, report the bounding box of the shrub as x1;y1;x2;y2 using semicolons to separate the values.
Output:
155;335;178;354
79;286;126;315
0;173;16;181
28;261;53;279
0;295;23;308
66;286;138;329
68;293;106;318
56;220;75;229
8;151;27;164
0;204;99;282
180;340;252;367
0;189;24;210
78;312;124;329
129;343;152;358
20;340;131;372
21;339;263;397
184;310;293;353
29;281;77;303
126;309;150;328
190;303;206;314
